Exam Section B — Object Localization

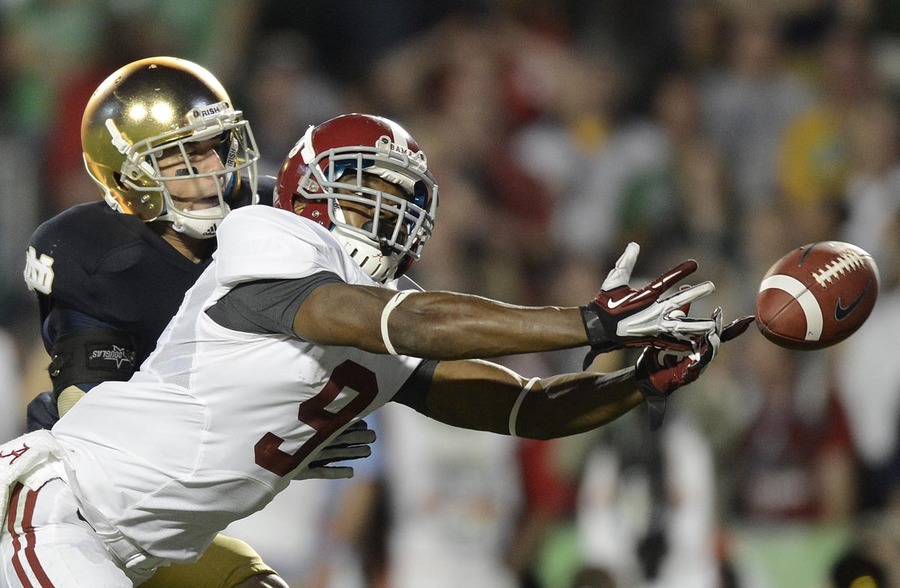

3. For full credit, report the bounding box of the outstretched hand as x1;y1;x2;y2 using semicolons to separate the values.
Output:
292;420;377;480
581;242;718;362
634;309;754;429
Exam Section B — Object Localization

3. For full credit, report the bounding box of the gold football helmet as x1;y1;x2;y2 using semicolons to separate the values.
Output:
81;56;259;239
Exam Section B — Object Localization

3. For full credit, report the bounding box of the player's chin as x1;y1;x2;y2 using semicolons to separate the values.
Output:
171;196;221;210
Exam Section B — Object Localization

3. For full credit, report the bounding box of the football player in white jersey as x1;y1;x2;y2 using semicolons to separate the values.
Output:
21;57;373;588
0;113;752;587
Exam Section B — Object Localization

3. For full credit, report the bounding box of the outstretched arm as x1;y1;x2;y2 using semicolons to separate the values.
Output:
401;311;753;439
293;242;720;359
421;358;644;439
295;284;588;358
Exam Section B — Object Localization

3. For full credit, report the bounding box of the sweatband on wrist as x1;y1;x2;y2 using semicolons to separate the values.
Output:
580;304;606;345
637;381;668;432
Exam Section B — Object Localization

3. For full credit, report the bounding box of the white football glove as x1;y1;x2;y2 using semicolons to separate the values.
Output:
292;420;376;480
634;308;754;429
581;242;718;364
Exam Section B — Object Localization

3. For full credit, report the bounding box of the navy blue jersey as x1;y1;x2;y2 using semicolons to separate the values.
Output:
25;176;274;367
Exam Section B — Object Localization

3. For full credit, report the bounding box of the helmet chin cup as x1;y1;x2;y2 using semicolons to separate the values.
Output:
333;226;400;283
165;204;230;240
102;189;125;213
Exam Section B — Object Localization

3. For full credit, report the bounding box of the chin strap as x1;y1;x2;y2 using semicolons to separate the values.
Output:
333;228;401;283
164;204;230;240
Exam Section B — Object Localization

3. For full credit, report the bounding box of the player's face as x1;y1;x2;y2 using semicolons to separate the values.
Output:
335;172;412;241
156;137;227;210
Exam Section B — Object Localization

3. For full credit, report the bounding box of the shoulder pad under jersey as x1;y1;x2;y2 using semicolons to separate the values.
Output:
215;206;371;287
24;202;146;298
24;201;209;339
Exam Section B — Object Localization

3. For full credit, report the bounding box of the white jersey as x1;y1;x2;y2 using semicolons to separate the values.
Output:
52;206;423;562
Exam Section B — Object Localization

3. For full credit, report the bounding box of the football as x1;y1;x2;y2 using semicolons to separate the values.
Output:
755;241;879;350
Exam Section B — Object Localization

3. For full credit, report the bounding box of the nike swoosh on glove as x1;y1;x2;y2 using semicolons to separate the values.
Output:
581;242;718;362
634;308;754;430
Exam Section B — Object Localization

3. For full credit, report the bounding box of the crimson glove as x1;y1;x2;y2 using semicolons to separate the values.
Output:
634;308;754;430
581;243;718;357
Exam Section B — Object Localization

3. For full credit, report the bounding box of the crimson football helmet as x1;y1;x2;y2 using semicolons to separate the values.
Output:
81;57;260;239
274;113;438;282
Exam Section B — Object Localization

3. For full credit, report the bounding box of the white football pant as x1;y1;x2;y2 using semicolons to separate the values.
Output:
0;478;136;587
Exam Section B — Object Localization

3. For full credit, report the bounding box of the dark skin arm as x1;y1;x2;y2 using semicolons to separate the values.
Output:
292;282;588;358
425;359;643;440
293;282;642;439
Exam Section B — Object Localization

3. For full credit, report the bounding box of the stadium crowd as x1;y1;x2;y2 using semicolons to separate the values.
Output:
0;1;899;586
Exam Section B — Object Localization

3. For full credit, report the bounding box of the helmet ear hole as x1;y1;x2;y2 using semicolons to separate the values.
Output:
112;172;129;191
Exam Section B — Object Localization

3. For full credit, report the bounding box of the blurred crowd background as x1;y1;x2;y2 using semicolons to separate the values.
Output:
1;0;900;586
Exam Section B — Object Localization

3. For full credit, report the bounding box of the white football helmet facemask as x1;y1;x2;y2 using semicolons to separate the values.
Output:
274;113;438;282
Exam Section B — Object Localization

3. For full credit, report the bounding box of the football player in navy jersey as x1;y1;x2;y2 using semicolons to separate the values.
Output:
23;56;268;426
20;57;370;588
1;112;752;587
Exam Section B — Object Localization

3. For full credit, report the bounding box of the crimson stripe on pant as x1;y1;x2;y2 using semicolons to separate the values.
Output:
7;483;54;587
7;484;31;588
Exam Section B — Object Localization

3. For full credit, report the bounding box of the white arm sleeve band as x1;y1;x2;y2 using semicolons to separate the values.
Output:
509;377;540;437
380;290;415;355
